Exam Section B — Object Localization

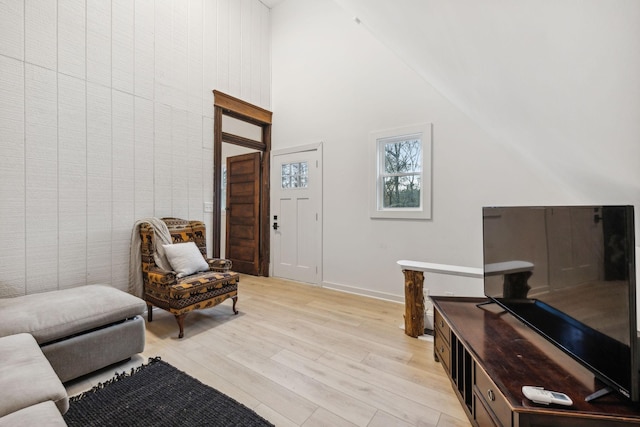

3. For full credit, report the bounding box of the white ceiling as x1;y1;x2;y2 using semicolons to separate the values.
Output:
259;0;286;8
327;0;640;194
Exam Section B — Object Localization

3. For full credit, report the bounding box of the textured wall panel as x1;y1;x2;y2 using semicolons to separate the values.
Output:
0;56;25;296
202;0;218;118
154;103;172;215
0;0;24;60
87;84;112;182
187;0;203;115
112;90;135;238
2;0;271;294
227;1;242;98
216;0;230;94
134;0;155;100
25;0;56;69
87;240;112;285
260;6;271;108
240;0;252;102
58;74;87;288
249;1;261;105
203;145;214;255
171;108;189;219
58;0;85;79
112;0;134;93
0;56;24;162
86;83;112;285
134;97;155;218
172;0;189;111
87;0;111;87
227;0;241;96
188;111;204;220
25;64;58;294
112;89;135;290
154;1;172;106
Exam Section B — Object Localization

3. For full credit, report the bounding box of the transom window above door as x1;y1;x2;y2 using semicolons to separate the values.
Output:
281;162;309;189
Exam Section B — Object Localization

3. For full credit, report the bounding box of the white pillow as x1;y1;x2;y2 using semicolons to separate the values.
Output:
162;242;209;278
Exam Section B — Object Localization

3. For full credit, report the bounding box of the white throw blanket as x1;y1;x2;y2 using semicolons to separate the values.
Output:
129;218;173;298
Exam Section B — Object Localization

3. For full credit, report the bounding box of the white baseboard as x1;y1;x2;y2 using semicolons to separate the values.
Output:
321;280;404;304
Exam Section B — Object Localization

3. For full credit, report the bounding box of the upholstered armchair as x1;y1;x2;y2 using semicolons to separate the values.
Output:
139;218;239;338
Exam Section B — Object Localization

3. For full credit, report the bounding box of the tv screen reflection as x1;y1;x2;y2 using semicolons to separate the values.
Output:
483;206;631;345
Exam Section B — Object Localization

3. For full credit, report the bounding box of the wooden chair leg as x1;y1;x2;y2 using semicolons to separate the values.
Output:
175;314;186;339
232;296;238;314
147;304;153;322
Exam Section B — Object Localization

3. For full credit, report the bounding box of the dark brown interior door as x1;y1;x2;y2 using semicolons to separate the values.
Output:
226;152;261;275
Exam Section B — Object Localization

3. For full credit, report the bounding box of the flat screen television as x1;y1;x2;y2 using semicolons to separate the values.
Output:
482;205;637;402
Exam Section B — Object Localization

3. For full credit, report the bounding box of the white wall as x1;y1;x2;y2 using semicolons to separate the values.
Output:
0;0;270;297
271;0;640;301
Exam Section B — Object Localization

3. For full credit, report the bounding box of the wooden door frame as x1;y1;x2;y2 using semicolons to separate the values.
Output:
213;90;272;276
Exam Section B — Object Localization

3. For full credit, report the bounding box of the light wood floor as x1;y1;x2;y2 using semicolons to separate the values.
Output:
65;275;470;427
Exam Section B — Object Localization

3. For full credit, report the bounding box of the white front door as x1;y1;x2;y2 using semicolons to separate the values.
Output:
272;144;322;284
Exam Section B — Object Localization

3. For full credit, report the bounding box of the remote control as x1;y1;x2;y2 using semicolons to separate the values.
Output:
522;386;573;406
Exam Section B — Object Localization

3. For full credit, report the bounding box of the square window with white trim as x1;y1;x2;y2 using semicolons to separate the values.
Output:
370;123;432;219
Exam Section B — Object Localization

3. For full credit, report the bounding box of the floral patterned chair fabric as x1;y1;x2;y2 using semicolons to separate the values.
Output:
139;218;239;338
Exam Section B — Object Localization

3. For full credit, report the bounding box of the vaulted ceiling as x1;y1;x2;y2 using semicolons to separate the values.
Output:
269;0;640;197
259;0;285;8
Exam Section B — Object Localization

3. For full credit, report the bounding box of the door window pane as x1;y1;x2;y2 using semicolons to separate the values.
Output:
281;161;308;189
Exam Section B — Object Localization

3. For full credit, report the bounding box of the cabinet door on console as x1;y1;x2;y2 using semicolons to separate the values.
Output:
434;309;451;371
475;396;500;427
475;365;511;427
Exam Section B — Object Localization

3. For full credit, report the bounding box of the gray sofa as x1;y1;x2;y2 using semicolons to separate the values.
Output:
0;284;146;424
0;333;68;426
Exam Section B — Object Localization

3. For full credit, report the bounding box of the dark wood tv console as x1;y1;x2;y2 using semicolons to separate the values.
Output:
431;296;640;426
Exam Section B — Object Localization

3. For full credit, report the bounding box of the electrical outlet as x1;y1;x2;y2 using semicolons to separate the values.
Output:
445;291;454;296
203;202;214;212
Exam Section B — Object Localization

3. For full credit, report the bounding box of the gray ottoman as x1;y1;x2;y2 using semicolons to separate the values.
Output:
0;284;146;382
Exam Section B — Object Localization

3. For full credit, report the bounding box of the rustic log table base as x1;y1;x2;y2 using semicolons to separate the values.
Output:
402;269;424;337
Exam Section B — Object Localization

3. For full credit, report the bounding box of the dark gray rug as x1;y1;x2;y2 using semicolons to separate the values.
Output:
64;357;274;427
